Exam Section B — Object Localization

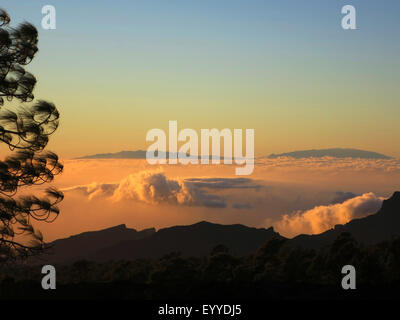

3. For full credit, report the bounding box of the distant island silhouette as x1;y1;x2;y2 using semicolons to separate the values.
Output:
76;150;221;160
77;150;157;159
268;148;391;159
76;148;392;160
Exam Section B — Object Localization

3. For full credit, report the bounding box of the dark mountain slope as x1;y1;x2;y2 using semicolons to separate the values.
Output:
290;192;400;249
40;224;155;264
33;192;400;264
90;221;281;261
37;221;281;264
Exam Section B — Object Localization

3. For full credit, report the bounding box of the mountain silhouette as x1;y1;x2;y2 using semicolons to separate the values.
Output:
37;221;280;264
42;224;156;264
77;150;150;159
268;148;391;159
290;191;400;249
77;148;391;160
91;221;280;261
76;150;222;160
33;192;400;264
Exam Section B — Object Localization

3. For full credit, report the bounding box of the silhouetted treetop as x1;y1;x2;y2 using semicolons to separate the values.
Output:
0;8;63;263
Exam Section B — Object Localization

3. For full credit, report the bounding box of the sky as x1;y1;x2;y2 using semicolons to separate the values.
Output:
1;1;400;241
1;0;400;158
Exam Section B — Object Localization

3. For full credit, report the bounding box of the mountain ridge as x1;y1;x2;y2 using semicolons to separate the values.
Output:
76;148;392;160
32;191;400;264
76;150;223;160
37;221;280;265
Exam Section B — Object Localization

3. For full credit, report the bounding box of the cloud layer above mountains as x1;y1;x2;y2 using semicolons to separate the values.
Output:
37;157;400;241
62;171;261;209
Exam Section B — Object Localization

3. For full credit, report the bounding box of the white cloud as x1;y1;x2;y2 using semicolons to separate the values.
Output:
62;171;261;208
274;192;384;237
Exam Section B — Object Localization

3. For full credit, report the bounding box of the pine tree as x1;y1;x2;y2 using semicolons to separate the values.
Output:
0;9;63;262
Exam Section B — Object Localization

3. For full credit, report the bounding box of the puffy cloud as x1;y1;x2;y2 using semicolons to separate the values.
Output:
111;171;227;208
274;192;384;237
62;171;261;209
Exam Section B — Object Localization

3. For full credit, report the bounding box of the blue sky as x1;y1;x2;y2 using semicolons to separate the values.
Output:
1;0;399;157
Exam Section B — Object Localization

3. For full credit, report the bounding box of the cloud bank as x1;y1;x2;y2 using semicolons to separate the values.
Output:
274;192;384;237
62;171;261;209
41;158;399;242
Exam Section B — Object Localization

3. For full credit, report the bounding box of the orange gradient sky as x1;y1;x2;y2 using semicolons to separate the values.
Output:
1;1;399;159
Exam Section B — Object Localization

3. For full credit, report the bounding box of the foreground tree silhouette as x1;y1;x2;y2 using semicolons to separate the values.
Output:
0;9;63;262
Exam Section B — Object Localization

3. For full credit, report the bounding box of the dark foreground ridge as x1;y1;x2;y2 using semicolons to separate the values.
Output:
35;221;280;264
30;192;400;264
4;192;400;300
